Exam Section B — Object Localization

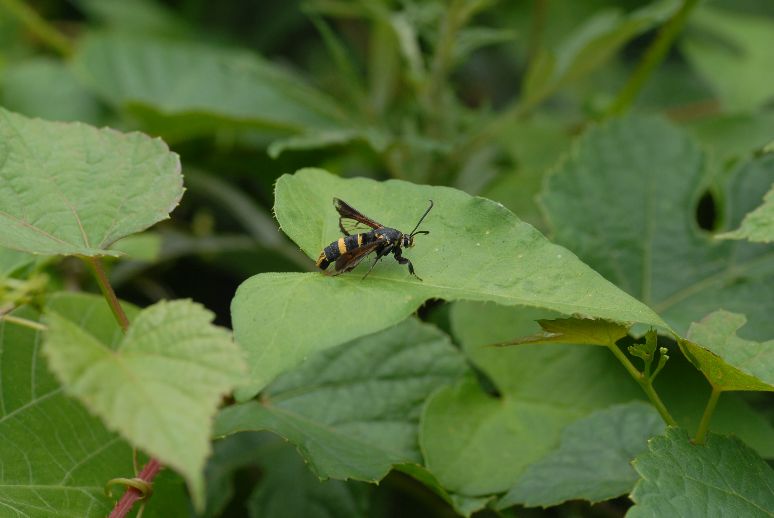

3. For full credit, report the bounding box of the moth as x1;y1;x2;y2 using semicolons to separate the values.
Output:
316;198;434;280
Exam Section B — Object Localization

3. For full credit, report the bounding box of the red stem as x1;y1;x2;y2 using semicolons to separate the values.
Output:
109;458;163;518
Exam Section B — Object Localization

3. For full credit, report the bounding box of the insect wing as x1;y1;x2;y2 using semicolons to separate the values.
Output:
334;198;383;235
333;239;384;274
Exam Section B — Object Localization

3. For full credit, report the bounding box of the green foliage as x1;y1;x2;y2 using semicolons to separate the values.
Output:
498;402;664;508
232;167;666;396
1;0;772;516
0;297;134;518
682;310;774;391
719;182;774;243
629;428;774;517
216;318;467;481
681;6;774;111
43;299;245;509
0;108;182;256
71;32;356;143
541;116;774;339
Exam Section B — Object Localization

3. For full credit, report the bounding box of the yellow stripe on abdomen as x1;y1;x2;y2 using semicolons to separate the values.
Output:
337;238;347;254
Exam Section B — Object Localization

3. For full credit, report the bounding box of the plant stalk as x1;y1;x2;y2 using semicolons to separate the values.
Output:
82;256;164;516
605;0;700;117
108;458;162;518
0;314;47;331
694;385;721;445
84;256;130;333
607;343;678;426
0;0;73;56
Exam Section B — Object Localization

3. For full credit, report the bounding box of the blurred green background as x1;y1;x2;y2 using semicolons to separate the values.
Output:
1;0;772;516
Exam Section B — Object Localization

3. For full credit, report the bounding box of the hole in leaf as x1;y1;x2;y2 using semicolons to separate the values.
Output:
695;190;718;232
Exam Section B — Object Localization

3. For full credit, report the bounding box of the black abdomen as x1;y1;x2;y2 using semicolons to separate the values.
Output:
316;231;377;270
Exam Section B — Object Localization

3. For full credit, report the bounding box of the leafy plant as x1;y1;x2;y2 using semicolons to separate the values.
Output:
0;0;772;517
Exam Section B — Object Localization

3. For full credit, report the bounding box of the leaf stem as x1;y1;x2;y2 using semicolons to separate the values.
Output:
693;385;721;445
0;314;47;331
607;343;678;426
0;0;73;56
108;458;162;518
604;0;700;117
84;256;130;333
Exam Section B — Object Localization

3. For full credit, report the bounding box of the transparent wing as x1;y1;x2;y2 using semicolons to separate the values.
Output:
333;198;383;235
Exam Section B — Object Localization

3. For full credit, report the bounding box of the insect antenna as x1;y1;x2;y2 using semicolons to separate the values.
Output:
409;200;434;237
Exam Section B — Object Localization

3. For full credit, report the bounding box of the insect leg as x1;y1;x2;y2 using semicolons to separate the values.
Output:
392;247;422;281
362;244;393;280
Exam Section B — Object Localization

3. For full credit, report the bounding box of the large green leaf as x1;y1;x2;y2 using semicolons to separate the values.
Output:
1;58;101;123
681;310;774;392
681;7;774;111
0;108;182;257
628;428;774;517
0;295;135;517
418;303;644;497
718;183;774;243
70;32;354;142
498;401;663;509
233;168;666;396
42;299;245;509
541;116;774;339
215;318;467;481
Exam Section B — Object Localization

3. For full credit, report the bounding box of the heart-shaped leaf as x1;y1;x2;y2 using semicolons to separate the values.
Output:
232;168;666;397
42;299;245;509
0;108;182;257
419;303;644;497
541;116;774;339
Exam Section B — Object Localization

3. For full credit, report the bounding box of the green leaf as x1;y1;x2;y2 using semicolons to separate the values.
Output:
216;318;467;481
0;295;135;517
628;428;774;517
71;32;353;142
233;168;666;396
0;107;182;257
498;402;664;509
718;183;774;243
421;378;585;496
42;299;245;510
541;115;774;339
246;436;375;518
681;310;774;392
418;302;645;497
1;58;101;123
501;317;629;347
681;7;774;111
